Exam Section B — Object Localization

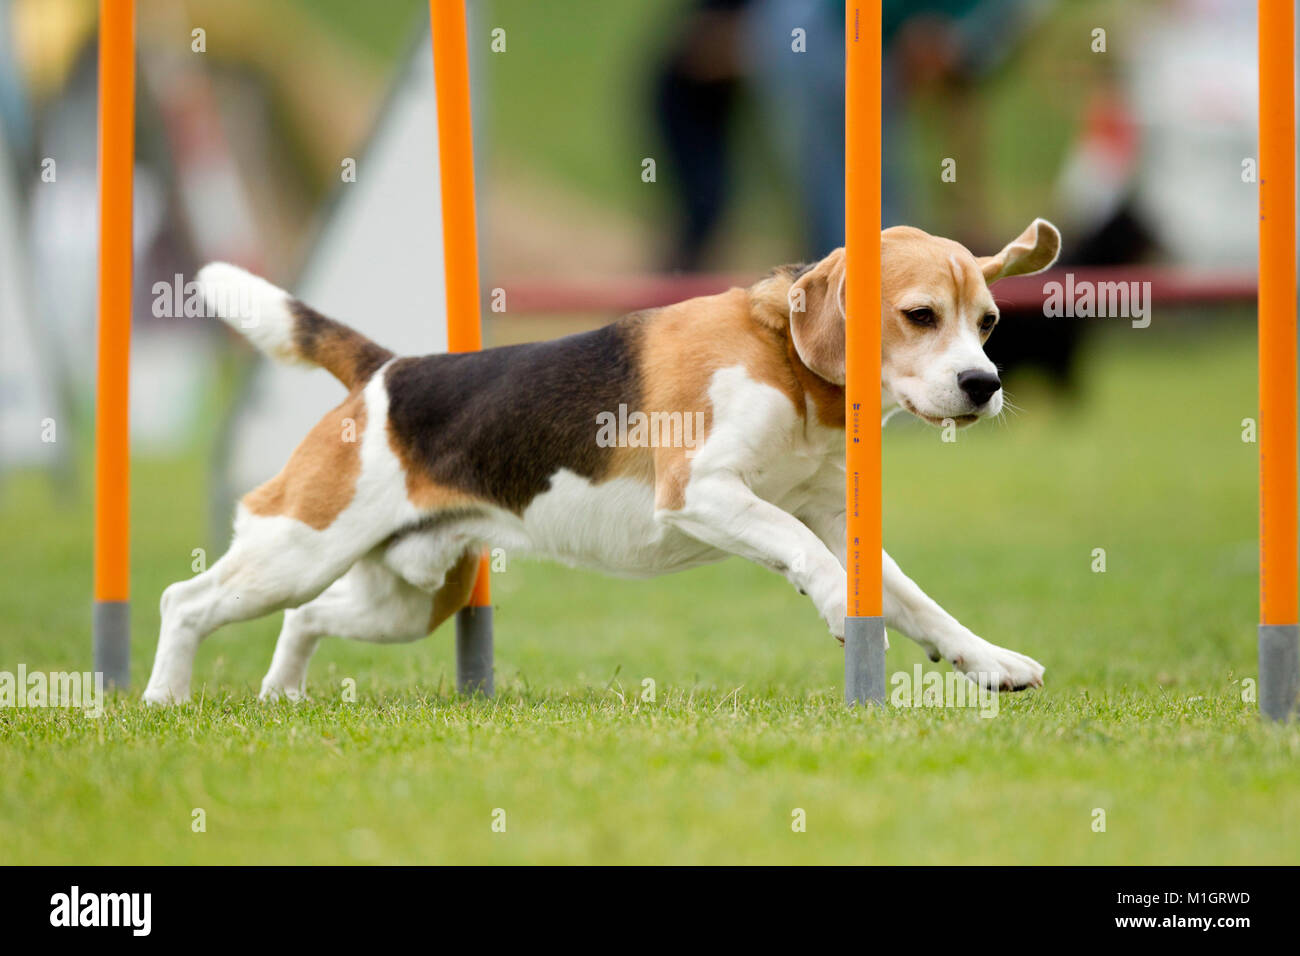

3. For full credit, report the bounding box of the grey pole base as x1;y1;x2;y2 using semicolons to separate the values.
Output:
1259;624;1299;722
455;605;494;697
93;600;130;690
845;615;887;706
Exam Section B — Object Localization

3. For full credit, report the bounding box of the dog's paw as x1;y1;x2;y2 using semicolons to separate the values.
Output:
142;684;190;706
948;638;1044;692
258;680;308;703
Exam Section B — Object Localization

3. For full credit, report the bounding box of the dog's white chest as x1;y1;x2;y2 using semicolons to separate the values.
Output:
514;471;721;576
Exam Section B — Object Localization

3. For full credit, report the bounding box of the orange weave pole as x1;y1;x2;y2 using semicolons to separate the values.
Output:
1257;0;1299;721
843;3;884;704
431;0;490;609
845;3;882;616
1258;0;1298;628
467;553;491;606
94;0;134;603
93;0;134;686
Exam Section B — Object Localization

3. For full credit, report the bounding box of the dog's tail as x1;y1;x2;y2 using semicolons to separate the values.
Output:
197;263;394;391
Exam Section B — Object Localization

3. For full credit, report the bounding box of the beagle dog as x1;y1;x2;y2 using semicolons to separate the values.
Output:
143;219;1060;704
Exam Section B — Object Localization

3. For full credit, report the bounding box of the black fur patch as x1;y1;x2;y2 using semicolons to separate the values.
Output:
385;317;646;513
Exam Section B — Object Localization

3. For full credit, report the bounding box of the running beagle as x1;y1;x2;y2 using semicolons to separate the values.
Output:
143;219;1060;704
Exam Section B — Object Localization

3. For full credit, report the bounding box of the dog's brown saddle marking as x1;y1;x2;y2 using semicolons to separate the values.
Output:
242;392;367;530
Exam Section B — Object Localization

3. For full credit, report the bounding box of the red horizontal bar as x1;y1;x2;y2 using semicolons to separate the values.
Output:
994;266;1257;311
492;266;1256;316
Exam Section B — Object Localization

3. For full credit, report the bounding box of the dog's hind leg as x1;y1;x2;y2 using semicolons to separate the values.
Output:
259;546;481;701
259;556;431;701
144;367;424;704
143;510;387;704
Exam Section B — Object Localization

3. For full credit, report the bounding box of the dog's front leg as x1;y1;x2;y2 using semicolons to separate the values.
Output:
798;504;886;650
882;551;1044;691
658;473;847;639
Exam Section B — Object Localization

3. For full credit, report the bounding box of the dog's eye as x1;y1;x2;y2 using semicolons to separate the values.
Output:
980;313;998;334
904;307;936;328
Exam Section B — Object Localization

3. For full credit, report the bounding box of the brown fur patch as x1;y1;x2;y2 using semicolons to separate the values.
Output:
786;335;846;428
289;301;394;390
639;283;835;511
786;249;848;385
604;438;657;485
427;549;479;632
751;265;847;427
242;393;367;530
399;463;490;513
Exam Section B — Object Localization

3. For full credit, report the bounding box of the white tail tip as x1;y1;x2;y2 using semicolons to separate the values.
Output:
196;262;303;364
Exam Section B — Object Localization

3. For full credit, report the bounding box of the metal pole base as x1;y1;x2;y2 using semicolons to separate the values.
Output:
1259;624;1299;722
93;600;130;689
845;615;886;706
455;605;494;697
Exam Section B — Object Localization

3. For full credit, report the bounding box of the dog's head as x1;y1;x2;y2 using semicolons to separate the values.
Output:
786;218;1060;425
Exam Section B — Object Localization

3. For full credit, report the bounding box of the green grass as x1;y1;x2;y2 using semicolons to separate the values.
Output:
2;319;1298;864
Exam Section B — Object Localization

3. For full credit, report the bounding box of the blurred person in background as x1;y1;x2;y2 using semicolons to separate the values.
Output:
651;0;1048;268
651;0;751;271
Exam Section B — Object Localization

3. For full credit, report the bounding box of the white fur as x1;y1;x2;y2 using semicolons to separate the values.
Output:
260;556;434;701
197;263;304;365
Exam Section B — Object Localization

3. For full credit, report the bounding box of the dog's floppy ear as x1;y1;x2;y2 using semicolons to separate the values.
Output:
978;218;1061;283
788;248;846;385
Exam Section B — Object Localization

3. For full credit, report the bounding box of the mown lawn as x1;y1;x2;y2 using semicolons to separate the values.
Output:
2;318;1297;864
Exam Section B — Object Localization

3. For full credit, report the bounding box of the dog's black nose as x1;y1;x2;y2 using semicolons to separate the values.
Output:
957;369;1001;406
